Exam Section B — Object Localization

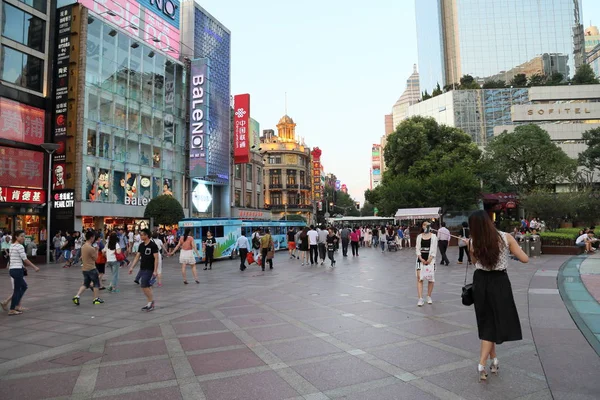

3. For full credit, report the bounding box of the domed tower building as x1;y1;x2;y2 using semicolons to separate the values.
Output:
261;115;313;222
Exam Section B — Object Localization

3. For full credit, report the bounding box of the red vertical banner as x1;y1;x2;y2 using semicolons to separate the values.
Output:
233;94;250;164
311;148;322;201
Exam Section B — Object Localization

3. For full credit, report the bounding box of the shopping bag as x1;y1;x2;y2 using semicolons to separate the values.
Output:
246;252;255;264
421;263;435;281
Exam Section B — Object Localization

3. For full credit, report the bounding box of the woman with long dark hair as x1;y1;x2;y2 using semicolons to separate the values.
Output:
299;227;310;266
102;232;122;293
169;228;199;284
6;230;39;315
468;210;528;382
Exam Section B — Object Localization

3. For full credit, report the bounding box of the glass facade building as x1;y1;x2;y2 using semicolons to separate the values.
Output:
416;0;585;93
79;13;187;229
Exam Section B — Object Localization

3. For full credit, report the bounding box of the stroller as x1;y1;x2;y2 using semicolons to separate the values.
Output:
387;239;398;251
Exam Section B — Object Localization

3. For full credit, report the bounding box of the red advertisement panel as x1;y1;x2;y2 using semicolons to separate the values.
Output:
0;187;46;204
0;147;44;189
233;94;250;164
0;97;45;145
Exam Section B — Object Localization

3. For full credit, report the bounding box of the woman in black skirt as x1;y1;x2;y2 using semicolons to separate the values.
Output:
468;210;528;382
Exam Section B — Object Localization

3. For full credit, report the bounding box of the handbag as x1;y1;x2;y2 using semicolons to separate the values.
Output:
116;251;125;262
458;228;468;247
266;241;275;260
461;243;474;306
23;267;28;276
96;251;107;264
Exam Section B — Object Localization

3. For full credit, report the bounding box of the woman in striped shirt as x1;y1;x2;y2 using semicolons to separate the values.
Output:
7;230;39;316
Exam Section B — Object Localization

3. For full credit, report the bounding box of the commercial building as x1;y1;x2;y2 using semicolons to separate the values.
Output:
261;116;313;222
587;44;600;78
407;87;530;145
182;1;231;218
585;26;600;53
391;64;420;130
0;0;55;243
50;0;187;232
416;0;585;93
230;94;269;220
494;84;600;190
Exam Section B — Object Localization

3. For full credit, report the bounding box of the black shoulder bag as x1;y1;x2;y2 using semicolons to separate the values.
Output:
461;242;474;306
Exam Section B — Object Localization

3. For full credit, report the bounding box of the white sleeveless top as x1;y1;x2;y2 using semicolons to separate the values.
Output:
475;231;509;271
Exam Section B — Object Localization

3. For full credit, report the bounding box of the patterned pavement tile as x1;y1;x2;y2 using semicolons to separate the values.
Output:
331;326;407;349
228;313;286;328
0;370;79;400
172;319;228;335
264;337;344;362
98;386;183;400
95;359;176;390
188;347;266;376
370;342;466;372
200;370;299;400
179;332;243;351
335;381;439;400
102;339;168;362
245;323;311;342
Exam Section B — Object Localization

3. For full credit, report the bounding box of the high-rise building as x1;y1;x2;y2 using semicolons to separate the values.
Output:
182;1;231;218
380;114;394;175
0;0;55;243
261;116;313;222
416;0;585;93
585;26;600;53
587;44;600;78
370;144;382;189
391;64;420;129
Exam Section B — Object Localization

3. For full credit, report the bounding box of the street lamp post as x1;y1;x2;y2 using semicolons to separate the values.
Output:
40;143;60;265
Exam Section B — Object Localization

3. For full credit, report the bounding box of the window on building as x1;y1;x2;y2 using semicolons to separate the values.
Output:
246;165;253;182
268;156;281;164
287;170;297;185
287;192;299;205
299;157;306;166
257;193;261;208
0;45;43;92
245;192;252;208
271;193;282;205
300;171;306;185
234;190;241;207
17;0;46;13
2;3;45;52
99;132;110;158
86;128;97;156
269;172;281;185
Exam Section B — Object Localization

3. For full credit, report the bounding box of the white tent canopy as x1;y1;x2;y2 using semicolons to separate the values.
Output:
394;207;441;220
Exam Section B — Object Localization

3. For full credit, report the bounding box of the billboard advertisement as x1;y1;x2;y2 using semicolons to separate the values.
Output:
0;147;44;189
78;0;181;58
189;59;208;178
335;180;341;191
250;118;260;153
0;98;45;146
233;94;250;164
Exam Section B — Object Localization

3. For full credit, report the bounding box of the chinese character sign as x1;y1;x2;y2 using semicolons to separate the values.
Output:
0;147;44;189
0;187;45;204
0;98;45;146
233;94;250;164
311;147;322;201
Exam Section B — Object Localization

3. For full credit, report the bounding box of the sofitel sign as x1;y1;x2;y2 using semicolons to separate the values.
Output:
512;103;600;122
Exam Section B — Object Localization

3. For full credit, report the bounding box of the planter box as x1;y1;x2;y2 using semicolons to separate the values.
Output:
541;245;584;255
560;222;573;228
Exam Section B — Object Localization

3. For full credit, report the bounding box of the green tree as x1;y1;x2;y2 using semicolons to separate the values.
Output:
547;72;564;85
432;82;443;97
360;201;376;216
571;63;599;85
459;74;480;89
370;117;481;215
482;79;506;89
521;191;573;231
144;195;185;226
578;127;600;184
422;90;432;100
484;125;577;193
528;73;547;86
510;73;527;87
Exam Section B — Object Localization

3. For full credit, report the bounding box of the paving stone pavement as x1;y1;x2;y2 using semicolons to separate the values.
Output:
0;247;596;400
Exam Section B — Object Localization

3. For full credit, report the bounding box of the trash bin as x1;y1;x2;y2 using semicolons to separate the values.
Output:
522;237;531;257
530;235;542;257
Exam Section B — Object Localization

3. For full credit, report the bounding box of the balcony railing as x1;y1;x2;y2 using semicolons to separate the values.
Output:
300;185;311;190
287;184;299;189
269;184;283;189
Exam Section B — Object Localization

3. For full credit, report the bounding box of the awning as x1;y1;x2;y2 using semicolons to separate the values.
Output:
394;207;441;220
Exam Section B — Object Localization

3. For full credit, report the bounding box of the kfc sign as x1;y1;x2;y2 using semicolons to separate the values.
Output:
233;94;250;164
53;191;74;209
0;98;45;146
0;187;45;204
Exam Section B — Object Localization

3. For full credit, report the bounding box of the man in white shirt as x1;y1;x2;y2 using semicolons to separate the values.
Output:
235;234;251;271
307;226;319;265
576;231;595;253
437;222;451;266
317;225;328;265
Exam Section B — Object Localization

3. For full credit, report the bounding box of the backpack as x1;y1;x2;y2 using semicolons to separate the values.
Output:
252;234;260;249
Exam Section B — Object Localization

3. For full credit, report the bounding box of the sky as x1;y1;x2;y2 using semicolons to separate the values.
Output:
197;0;600;204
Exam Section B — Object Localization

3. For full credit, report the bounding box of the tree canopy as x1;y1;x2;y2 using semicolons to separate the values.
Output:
483;124;577;193
144;195;185;226
366;117;481;216
578;127;600;184
571;64;599;85
360;201;375;217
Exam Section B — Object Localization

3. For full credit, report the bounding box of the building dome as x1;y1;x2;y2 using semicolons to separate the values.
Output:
278;115;294;124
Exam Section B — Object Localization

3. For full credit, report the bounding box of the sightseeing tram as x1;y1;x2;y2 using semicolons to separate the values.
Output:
178;218;306;260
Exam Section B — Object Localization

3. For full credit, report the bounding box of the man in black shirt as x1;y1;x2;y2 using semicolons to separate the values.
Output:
128;229;158;311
